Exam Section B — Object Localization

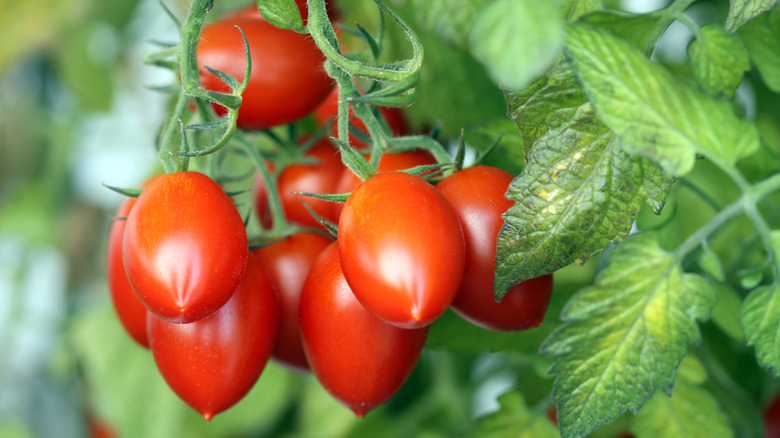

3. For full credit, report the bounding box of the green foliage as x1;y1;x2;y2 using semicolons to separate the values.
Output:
725;0;778;32
629;357;733;438
742;283;780;377
688;24;750;98
468;0;564;91
564;24;760;177
466;391;558;438
739;7;780;93
541;234;717;438
256;0;305;32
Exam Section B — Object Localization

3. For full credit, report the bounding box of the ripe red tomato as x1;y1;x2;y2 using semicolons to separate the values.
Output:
437;166;553;331
330;149;436;222
300;243;428;417
123;171;248;323
253;232;332;372
253;138;344;229
106;195;149;348
338;171;465;328
198;17;334;130
148;254;279;421
313;85;409;149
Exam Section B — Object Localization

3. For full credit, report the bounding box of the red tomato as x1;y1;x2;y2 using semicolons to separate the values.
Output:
437;166;553;331
106;195;149;348
123;171;248;323
198;17;334;130
338;171;465;328
330;149;436;222
253;138;344;229
313;85;409;149
767;396;780;438
300;243;428;417
148;254;278;421
253;232;332;372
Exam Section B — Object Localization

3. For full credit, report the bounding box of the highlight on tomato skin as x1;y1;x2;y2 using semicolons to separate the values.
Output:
436;165;554;332
197;16;334;130
106;195;149;348
300;243;429;417
337;171;466;329
253;232;332;373
147;254;279;422
122;171;248;324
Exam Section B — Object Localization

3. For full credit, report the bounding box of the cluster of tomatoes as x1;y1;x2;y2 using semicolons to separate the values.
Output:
106;2;553;422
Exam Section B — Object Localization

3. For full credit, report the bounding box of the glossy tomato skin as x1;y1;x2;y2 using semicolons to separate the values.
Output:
123;171;248;323
313;85;408;149
106;195;149;348
148;254;279;421
437;166;553;331
338;171;465;328
253;138;344;229
253;232;332;372
300;243;428;417
330;149;436;222
198;17;333;130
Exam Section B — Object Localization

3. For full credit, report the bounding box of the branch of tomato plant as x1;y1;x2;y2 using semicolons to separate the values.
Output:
156;89;190;173
672;169;780;283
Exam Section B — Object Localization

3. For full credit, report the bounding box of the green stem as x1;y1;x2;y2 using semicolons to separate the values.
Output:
158;90;190;173
235;135;289;237
673;195;745;262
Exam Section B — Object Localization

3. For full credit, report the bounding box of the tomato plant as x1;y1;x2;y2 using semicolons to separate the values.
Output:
106;195;149;348
437;165;553;331
300;242;428;417
123;171;248;323
338;171;465;328
313;85;408;149
147;253;279;421
197;16;333;130
252;232;332;372
253;138;344;228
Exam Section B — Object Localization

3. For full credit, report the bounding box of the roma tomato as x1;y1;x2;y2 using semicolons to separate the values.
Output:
106;195;149;348
313;85;408;149
198;17;333;129
300;243;428;417
148;254;279;421
253;232;332;372
123;171;248;323
253;138;344;229
338;171;465;328
330;149;436;222
437;166;552;331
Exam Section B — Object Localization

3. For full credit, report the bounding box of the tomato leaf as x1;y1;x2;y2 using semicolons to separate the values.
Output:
564;24;760;176
725;0;778;32
741;283;780;377
496;61;670;293
540;234;717;438
738;8;780;93
688;24;750;98
466;391;559;438
561;0;604;21
468;0;564;91
629;357;734;438
256;0;305;33
710;284;745;342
